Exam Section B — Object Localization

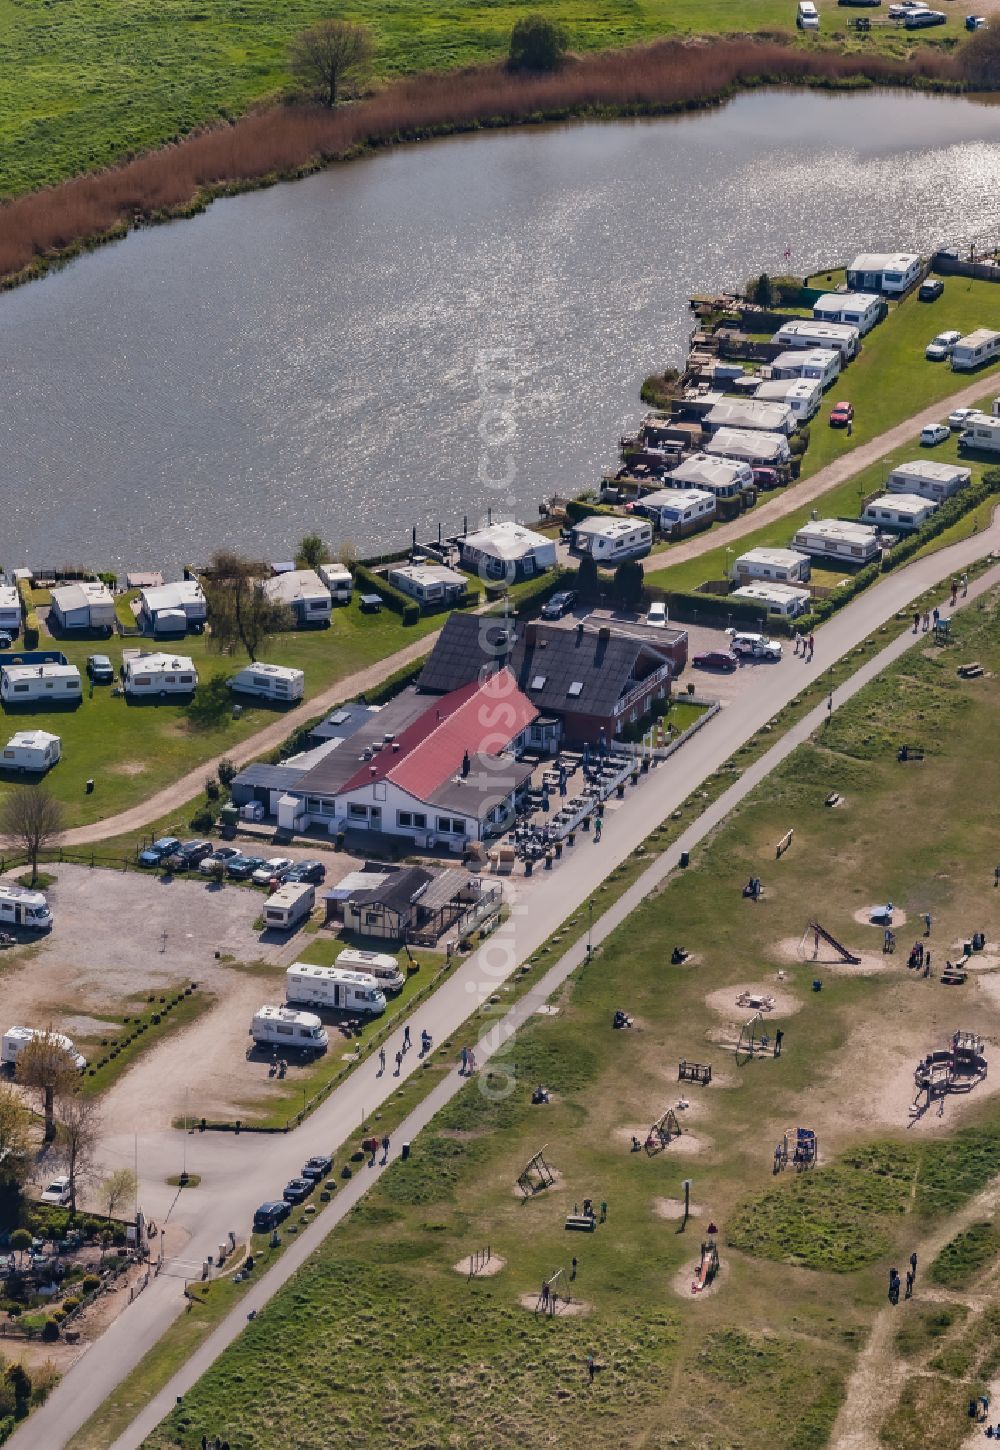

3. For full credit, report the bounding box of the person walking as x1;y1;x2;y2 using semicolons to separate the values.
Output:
910;1250;918;1280
922;611;930;632
961;572;968;597
912;612;920;634
808;633;815;660
933;606;940;626
923;912;932;937
905;1268;914;1300
394;1050;403;1077
950;579;958;607
378;1046;386;1075
381;1133;390;1164
460;1045;469;1075
775;1028;784;1058
403;1025;411;1052
571;1256;578;1280
587;1353;596;1383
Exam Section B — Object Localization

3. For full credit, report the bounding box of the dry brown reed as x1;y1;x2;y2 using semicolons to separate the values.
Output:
0;38;958;287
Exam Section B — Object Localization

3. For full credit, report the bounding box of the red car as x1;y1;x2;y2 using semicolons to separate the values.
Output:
693;650;739;673
829;400;854;428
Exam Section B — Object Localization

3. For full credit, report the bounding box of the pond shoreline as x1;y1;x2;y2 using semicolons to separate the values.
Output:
0;36;960;300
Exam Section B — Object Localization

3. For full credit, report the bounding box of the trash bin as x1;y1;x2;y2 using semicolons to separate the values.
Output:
679;850;690;869
85;779;94;794
401;1142;411;1161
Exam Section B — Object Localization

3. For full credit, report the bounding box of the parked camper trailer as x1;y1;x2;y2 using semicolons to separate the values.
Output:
262;881;315;932
2;1026;84;1071
121;653;198;698
0;663;82;705
0;884;53;931
318;563;353;603
950;329;1000;372
228;663;305;703
250;1005;329;1053
2;730;61;772
652;489;717;539
570;517;653;562
335;947;406;992
285;963;388;1015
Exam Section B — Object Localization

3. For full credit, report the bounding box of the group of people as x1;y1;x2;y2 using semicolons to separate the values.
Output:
793;631;816;660
458;1045;477;1075
887;1251;918;1305
906;940;931;975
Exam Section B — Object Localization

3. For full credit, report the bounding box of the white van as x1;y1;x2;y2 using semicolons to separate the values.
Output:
228;663;305;703
3;730;61;773
2;1027;85;1072
250;1005;328;1053
797;1;820;27
285;963;388;1015
0;884;53;931
262;881;315;932
335;947;406;992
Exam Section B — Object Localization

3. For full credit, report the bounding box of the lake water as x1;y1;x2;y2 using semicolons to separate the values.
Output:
3;88;1000;575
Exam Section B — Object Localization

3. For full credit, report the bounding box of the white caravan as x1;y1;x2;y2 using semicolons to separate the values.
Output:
121;653;198;697
228;663;305;703
2;730;61;772
285;963;388;1015
250;1005;329;1053
262;882;315;931
0;663;82;704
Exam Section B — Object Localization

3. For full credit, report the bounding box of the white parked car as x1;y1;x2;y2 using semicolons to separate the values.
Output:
949;407;977;431
646;602;668;629
925;330;962;361
727;630;783;662
920;424;950;447
40;1176;72;1207
888;0;926;14
251;857;295;886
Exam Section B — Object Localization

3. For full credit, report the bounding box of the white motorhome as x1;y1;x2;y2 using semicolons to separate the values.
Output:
228;663;305;703
768;348;841;389
2;730;61;772
121;652;198;697
0;662;82;705
812;292;882;336
732;583;811;619
285;963;388;1015
571;516;653;562
318;562;354;603
2;1027;84;1070
0;884;53;931
652;489;717;539
753;377;823;422
262;881;315;931
335;947;406;992
771;320;860;360
959;413;1000;455
950;329;1000;372
250;1005;329;1053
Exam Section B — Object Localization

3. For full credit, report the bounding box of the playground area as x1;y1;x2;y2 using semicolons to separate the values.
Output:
143;594;1000;1450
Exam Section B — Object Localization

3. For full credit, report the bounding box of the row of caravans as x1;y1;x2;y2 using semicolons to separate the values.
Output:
0;653;307;708
249;954;404;1051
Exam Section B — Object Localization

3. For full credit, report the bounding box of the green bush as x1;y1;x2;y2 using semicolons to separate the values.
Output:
189;807;214;833
508;13;567;71
665;591;768;628
352;564;420;624
565;498;618;525
40;1320;59;1342
22;614;39;649
81;1275;100;1293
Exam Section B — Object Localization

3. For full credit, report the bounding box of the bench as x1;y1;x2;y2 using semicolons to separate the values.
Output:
958;662;984;679
564;1214;597;1233
678;1060;712;1085
824;792;841;808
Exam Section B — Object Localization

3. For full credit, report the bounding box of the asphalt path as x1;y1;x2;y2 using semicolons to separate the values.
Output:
12;514;999;1450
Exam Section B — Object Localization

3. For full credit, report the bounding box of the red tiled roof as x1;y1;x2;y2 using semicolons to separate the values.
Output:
340;668;537;801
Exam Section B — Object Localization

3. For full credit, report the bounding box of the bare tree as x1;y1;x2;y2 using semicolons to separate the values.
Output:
0;786;65;885
0;1084;32;1189
16;1033;79;1142
55;1091;102;1213
201;551;292;663
100;1167;137;1223
290;21;374;108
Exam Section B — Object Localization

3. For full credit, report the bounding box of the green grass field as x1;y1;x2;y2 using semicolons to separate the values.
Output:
0;599;439;829
0;0;966;201
138;590;1000;1450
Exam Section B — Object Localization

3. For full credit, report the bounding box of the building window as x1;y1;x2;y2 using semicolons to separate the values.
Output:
348;803;367;820
365;912;379;927
413;813;427;829
398;811;412;828
437;817;454;833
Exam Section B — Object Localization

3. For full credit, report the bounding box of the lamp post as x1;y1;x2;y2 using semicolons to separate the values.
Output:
587;901;594;961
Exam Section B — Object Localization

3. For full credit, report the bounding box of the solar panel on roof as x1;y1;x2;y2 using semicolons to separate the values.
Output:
530;674;546;690
567;681;584;697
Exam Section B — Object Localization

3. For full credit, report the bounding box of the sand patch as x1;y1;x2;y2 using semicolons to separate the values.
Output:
454;1253;507;1278
58;1014;121;1038
517;1292;592;1317
614;1124;708;1155
653;1196;706;1220
853;904;908;928
670;1253;728;1302
108;760;147;777
775;936;891;977
704;984;801;1018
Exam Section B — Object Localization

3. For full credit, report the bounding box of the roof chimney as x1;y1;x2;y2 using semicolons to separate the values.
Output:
598;626;611;642
525;623;537;647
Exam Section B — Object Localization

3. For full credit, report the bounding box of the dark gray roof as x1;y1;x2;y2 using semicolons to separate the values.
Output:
348;865;433;914
428;753;534;820
294;689;431;796
230;762;306;791
418;613;672;720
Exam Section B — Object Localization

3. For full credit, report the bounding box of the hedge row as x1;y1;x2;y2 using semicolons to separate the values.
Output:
14;579;37;648
492;566;575;614
352;564;421;626
565;498;620;525
663;590;769;628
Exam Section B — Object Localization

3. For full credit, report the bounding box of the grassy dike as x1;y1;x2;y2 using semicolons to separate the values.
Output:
133;588;1000;1450
63;575;998;1449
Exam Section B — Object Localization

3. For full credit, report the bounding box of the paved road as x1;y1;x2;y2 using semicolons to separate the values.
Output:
561;373;996;576
56;632;440;847
13;515;1000;1450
